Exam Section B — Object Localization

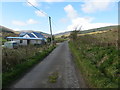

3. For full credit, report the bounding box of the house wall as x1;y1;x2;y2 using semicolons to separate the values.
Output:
9;39;42;45
20;40;27;45
30;40;42;45
37;40;42;44
30;40;36;44
11;39;27;45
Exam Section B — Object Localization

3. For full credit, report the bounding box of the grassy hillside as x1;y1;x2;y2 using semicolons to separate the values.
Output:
0;26;18;44
54;25;117;38
0;26;18;39
80;25;117;34
69;27;119;88
54;31;71;38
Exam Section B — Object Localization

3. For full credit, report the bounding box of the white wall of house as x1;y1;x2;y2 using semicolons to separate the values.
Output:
12;39;27;45
20;40;27;45
23;34;30;38
37;40;42;44
36;40;42;44
30;40;36;44
9;39;42;45
30;40;42;44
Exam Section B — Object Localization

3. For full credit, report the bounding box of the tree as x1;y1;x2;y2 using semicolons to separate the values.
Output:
61;35;65;39
47;35;55;43
70;30;78;41
47;37;51;43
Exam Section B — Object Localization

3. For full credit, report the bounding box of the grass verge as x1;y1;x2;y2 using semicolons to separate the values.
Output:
69;41;119;88
2;45;56;88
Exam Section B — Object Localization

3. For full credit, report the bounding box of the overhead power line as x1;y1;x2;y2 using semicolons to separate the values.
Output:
27;1;48;17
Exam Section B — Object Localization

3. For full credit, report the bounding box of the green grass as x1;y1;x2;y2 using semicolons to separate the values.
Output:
0;37;7;45
69;40;119;88
2;46;56;87
55;38;68;43
48;72;59;83
2;45;53;72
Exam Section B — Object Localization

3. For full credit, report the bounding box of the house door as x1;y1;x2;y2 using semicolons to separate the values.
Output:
27;40;30;45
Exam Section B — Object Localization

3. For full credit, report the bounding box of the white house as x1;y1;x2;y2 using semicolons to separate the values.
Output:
7;32;47;46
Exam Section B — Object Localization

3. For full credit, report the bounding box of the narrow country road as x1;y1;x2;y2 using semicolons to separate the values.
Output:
11;41;86;88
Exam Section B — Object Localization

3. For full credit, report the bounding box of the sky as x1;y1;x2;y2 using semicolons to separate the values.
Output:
1;0;119;34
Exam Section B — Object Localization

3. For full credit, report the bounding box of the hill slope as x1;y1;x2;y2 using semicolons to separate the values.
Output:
0;26;50;38
80;25;117;34
0;25;18;38
55;25;118;38
69;26;119;88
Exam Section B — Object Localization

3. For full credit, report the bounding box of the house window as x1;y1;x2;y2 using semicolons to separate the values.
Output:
20;40;23;43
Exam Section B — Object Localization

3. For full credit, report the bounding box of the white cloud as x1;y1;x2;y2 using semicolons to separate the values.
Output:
67;17;93;30
35;10;46;17
12;19;38;26
64;4;78;20
67;17;116;30
27;0;39;7
27;19;38;24
12;21;26;26
81;23;116;30
81;0;116;13
63;4;116;31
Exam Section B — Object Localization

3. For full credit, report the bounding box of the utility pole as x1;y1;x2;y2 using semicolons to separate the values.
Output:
48;16;53;45
27;1;53;45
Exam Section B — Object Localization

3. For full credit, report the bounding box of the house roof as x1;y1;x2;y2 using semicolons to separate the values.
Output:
32;32;45;39
19;32;27;37
7;37;43;40
19;32;46;39
27;33;36;38
19;32;36;38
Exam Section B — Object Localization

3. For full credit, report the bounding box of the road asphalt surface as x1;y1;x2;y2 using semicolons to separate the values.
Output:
11;41;86;88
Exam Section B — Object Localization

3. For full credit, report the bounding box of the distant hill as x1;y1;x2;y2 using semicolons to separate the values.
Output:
0;25;18;38
19;30;50;38
1;25;118;39
79;25;117;34
0;25;15;33
55;25;118;38
54;31;71;38
0;26;50;38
